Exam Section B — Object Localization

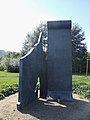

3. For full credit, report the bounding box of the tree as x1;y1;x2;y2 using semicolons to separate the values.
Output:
87;52;90;59
87;52;90;73
0;52;20;72
21;22;47;56
72;23;87;73
5;52;20;58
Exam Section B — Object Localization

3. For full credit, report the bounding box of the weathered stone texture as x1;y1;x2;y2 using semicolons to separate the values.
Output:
18;20;73;110
47;21;72;101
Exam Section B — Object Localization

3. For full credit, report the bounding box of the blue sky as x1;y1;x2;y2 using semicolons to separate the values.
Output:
0;0;90;52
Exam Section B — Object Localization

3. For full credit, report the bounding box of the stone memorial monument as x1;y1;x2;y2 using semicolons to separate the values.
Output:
17;20;72;110
47;20;72;101
17;33;47;110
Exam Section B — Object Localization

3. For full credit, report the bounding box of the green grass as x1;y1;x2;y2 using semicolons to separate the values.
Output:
0;118;3;120
0;71;19;76
72;75;90;100
0;77;18;92
72;75;90;85
0;71;19;99
0;71;90;100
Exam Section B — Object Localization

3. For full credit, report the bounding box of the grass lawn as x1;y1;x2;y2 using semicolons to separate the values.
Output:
72;75;90;85
0;71;19;99
72;75;90;100
0;70;90;100
0;71;19;76
0;77;19;92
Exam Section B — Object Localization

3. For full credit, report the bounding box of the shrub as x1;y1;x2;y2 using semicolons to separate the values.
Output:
84;90;90;99
0;84;18;98
0;93;5;100
72;82;90;100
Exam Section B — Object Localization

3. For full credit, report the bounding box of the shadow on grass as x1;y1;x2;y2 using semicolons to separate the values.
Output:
20;97;90;120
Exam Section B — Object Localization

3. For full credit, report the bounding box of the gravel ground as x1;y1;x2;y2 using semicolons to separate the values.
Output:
0;93;90;120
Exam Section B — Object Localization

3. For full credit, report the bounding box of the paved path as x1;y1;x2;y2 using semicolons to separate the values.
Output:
0;76;18;78
0;93;90;120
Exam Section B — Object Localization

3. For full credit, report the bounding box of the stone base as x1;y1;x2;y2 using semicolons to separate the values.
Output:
17;102;22;111
17;102;26;111
47;91;73;102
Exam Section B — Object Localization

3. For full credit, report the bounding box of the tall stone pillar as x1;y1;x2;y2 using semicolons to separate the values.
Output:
47;20;72;101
